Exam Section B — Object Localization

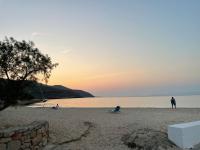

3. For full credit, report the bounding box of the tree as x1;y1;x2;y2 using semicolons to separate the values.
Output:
0;37;58;110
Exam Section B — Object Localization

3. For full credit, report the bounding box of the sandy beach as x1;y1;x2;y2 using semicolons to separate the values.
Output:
1;107;200;150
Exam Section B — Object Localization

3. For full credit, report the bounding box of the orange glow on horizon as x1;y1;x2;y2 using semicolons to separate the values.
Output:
47;65;182;93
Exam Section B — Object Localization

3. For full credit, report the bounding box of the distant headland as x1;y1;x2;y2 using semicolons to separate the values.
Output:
0;78;94;101
27;82;94;99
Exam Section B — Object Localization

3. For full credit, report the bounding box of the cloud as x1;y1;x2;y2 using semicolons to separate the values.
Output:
60;49;72;54
31;32;46;37
86;72;130;80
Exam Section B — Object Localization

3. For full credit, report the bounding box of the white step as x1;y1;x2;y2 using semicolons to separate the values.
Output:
168;121;200;149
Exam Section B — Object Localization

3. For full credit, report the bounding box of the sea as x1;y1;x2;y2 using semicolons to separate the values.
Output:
30;95;200;108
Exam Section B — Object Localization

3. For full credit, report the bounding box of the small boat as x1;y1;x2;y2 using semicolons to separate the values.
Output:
42;99;47;102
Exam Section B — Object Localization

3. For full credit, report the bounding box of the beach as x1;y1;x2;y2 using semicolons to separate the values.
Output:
1;107;200;150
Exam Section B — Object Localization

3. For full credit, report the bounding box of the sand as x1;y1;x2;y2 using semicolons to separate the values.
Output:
1;107;200;150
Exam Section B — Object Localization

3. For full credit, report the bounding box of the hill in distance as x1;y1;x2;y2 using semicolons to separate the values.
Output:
29;83;94;99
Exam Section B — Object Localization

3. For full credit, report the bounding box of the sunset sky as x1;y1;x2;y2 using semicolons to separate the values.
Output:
0;0;200;96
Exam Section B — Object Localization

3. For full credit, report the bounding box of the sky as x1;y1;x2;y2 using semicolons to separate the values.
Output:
0;0;200;96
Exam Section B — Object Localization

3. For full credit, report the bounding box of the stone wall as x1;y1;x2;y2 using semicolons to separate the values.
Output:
0;121;49;150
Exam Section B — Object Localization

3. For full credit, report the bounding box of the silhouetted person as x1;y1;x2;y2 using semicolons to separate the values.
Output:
113;106;120;112
170;97;176;109
52;104;59;110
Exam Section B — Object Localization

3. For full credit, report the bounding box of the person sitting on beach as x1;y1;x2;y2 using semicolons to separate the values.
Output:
170;97;176;109
52;104;59;110
111;106;121;113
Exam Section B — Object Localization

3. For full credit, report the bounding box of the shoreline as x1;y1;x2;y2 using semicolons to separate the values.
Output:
29;106;200;109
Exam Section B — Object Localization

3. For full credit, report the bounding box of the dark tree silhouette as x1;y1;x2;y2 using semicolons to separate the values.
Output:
0;37;58;110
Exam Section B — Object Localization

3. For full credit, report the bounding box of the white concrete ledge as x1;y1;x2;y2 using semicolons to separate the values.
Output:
168;121;200;149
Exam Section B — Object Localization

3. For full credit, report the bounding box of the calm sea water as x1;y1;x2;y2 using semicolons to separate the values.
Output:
30;95;200;108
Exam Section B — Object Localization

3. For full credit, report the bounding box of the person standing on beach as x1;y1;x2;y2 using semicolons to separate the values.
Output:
170;97;176;109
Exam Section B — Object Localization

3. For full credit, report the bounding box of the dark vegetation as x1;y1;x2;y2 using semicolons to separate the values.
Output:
0;79;94;100
0;37;58;110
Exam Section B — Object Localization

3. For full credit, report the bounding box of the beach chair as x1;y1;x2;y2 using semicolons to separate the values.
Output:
110;106;121;113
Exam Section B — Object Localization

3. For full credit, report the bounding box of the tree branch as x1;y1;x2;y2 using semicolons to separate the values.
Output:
4;69;10;80
22;69;39;81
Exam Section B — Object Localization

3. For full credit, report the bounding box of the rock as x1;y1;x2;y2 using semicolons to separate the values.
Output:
11;133;22;140
42;131;48;137
122;128;178;150
37;128;42;134
42;138;47;146
0;121;49;149
32;134;42;146
33;145;40;150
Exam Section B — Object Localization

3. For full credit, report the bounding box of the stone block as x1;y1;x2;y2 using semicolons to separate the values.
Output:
30;131;37;138
24;138;31;143
168;121;200;149
0;121;49;150
22;142;31;148
37;129;42;134
0;143;6;150
23;131;31;136
0;132;4;138
0;137;11;143
3;130;15;137
33;145;40;150
7;140;21;150
45;123;49;130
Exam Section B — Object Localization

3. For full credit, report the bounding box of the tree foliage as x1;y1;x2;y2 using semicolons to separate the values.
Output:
0;37;58;109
